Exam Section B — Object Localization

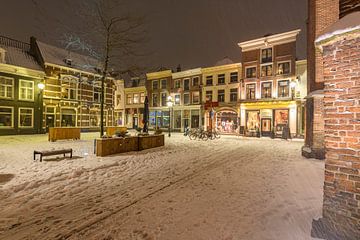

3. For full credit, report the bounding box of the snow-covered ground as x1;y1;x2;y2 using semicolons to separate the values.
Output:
0;133;324;240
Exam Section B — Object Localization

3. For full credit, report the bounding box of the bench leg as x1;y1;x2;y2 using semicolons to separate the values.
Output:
70;150;73;158
34;152;36;161
40;154;42;162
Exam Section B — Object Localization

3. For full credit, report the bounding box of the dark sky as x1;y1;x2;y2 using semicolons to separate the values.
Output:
1;0;307;71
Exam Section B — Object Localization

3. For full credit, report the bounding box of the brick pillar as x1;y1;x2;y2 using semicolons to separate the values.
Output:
312;17;360;239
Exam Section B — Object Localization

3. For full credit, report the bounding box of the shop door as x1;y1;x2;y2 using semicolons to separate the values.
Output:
133;117;138;129
45;114;55;132
261;118;271;136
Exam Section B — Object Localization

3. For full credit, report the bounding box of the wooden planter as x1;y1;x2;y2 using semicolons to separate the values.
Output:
48;127;81;142
106;126;128;136
96;134;165;157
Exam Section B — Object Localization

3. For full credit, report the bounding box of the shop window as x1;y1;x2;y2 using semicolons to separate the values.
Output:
61;109;76;127
216;111;238;133
0;76;14;99
230;72;238;83
152;93;158;107
174;79;181;89
174;94;181;105
161;92;167;106
192;92;200;104
149;111;156;127
206;76;213;86
277;62;291;75
161;79;167;89
206;90;213;101
230;88;238;102
261;82;272;98
184;79;190;91
192;77;199;86
246;84;256;100
174;110;181;129
183;110;190;129
126;94;132;104
246;111;260;131
152;80;158;90
183;93;190;105
245;67;256;78
19;108;33;128
261;64;273;77
140;92;145;103
19;80;34;101
218;89;225;102
191;110;200;128
278;80;290;98
0;107;13;127
218;74;225;85
261;48;272;63
274;109;289;135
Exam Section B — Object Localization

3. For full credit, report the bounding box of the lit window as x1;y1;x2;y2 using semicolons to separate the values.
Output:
277;62;291;75
133;93;139;104
140;92;145;103
192;92;200;104
230;72;238;82
0;107;13;128
19;108;33;128
246;67;257;78
218;74;225;85
206;90;212;101
261;48;272;63
278;80;290;98
152;94;158;107
174;80;181;89
246;84;256;100
126;94;132;104
161;92;167;106
19;80;34;101
261;64;273;77
174;94;181;105
183;93;190;105
0;77;14;99
261;82;272;98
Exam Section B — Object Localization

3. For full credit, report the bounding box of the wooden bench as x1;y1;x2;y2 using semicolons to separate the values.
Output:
34;149;73;162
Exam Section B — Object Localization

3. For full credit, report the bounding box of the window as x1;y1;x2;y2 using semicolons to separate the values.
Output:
245;67;257;78
126;94;132;104
174;79;181;89
261;64;273;77
278;80;290;98
230;88;238;102
206;90;213;101
192;77;199;86
94;87;101;103
174;110;181;129
218;89;225;102
0;107;13;127
246;84;256;99
19;108;33;128
161;92;167;106
61;80;77;100
183;93;190;105
0;77;14;99
61;108;76;127
152;94;158;107
19;80;34;101
140;92;145;103
218;74;225;85
152;80;158;90
133;93;139;104
230;72;238;83
116;94;122;105
277;62;291;75
174;94;181;105
192;92;200;104
184;79;190;90
206;76;213;86
161;79;167;89
261;48;272;63
261;82;272;98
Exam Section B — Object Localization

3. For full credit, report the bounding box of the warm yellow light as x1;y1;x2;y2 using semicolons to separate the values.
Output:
38;83;45;90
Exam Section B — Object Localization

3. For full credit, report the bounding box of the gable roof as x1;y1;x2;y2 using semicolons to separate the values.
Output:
0;36;42;72
35;40;102;75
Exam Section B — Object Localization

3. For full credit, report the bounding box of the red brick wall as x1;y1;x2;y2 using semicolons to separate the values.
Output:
322;35;360;238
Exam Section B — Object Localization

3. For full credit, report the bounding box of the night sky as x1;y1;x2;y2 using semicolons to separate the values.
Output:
1;0;307;71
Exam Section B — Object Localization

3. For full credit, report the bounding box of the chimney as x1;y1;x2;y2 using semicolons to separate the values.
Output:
176;64;181;72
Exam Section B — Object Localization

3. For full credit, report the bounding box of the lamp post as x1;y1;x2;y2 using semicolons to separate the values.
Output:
290;81;296;100
167;95;174;137
37;82;45;134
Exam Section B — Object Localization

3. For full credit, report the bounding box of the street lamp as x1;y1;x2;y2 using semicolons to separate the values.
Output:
37;82;45;133
290;81;296;100
167;95;174;137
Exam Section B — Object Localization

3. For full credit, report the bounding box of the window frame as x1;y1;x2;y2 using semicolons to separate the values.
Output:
260;47;273;64
245;83;256;100
217;89;225;103
174;94;181;105
18;107;34;128
126;93;133;104
230;88;238;102
140;92;145;103
0;76;14;99
183;92;190;105
245;66;257;79
152;93;158;107
161;79;167;89
19;79;35;101
217;74;225;85
206;75;213;86
152;80;158;90
183;78;190;91
277;80;290;98
192;91;200;104
261;81;273;99
230;72;238;83
174;79;181;89
260;63;273;77
277;61;291;75
206;90;213;102
192;76;200;86
161;92;167;107
0;106;14;128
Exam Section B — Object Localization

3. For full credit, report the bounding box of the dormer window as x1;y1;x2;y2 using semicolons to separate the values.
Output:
64;58;73;66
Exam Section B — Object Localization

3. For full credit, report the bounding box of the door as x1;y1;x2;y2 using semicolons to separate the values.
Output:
261;118;271;136
45;114;55;132
133;117;138;129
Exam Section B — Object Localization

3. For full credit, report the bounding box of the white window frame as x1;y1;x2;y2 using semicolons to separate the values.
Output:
277;79;291;98
217;89;225;102
183;92;190;105
126;93;133;104
260;46;274;64
19;79;34;101
230;72;238;83
140;92;145;103
192;91;200;104
192;76;200;86
152;80;158;90
93;86;102;103
0;76;14;99
217;74;226;85
133;93;140;104
205;75;213;86
260;80;273;99
245;82;257;100
277;61;291;75
0;106;14;128
174;94;181;105
183;78;190;91
260;63;273;77
229;88;238;102
245;66;257;79
18;107;34;128
174;79;181;89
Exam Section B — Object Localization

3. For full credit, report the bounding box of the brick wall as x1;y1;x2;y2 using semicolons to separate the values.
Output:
321;35;360;239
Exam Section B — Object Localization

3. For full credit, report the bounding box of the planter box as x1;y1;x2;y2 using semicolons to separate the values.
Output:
138;134;164;151
96;134;165;157
106;126;128;136
48;127;81;142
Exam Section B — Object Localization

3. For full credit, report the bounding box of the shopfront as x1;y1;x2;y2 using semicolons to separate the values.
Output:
215;110;239;134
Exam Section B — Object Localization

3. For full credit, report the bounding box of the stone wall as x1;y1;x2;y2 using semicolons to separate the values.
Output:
319;32;360;239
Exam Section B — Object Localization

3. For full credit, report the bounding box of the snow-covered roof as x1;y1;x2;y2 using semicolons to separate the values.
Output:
0;36;42;72
36;40;102;75
315;11;360;45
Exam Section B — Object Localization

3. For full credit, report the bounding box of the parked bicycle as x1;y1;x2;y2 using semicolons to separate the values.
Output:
188;128;220;141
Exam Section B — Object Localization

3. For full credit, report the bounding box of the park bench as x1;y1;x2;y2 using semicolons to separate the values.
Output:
33;149;73;162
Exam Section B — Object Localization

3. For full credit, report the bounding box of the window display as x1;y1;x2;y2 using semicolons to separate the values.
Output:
216;111;238;134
